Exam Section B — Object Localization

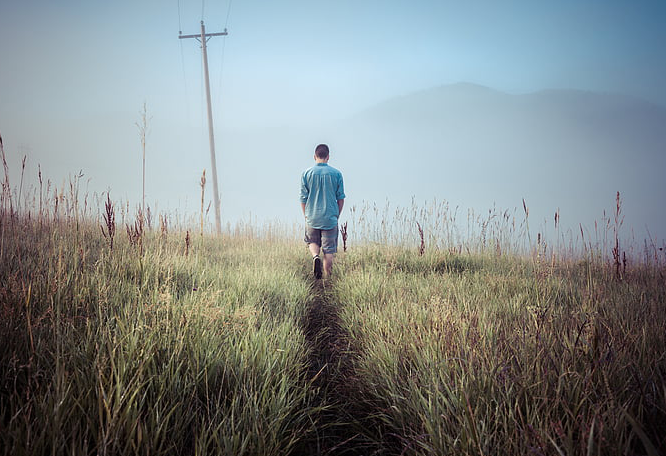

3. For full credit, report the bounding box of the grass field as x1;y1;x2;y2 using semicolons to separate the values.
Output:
1;180;665;455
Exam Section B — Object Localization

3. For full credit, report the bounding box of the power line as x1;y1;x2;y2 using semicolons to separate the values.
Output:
224;0;233;29
176;0;191;126
176;0;182;33
217;0;233;117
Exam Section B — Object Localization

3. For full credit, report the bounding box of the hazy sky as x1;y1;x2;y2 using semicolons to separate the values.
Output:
3;1;666;123
1;0;665;239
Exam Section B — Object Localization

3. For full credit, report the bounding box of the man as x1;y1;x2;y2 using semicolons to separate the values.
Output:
300;144;345;279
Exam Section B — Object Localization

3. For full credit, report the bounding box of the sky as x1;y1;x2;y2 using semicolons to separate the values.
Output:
1;0;665;242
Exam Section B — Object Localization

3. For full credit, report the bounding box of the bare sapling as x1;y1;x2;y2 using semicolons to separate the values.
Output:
101;193;116;251
136;102;150;233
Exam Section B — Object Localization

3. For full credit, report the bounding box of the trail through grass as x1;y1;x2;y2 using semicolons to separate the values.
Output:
298;279;383;455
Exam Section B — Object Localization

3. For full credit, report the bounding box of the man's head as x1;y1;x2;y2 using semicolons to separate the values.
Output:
314;144;330;161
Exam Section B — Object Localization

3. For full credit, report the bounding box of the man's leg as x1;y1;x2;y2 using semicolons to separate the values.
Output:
321;227;339;277
308;242;321;258
308;242;323;279
305;227;324;279
323;253;334;276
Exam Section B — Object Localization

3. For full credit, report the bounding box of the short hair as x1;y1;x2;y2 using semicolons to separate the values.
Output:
314;144;329;159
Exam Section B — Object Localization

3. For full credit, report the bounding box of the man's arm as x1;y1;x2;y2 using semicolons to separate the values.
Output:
337;199;344;215
301;202;306;216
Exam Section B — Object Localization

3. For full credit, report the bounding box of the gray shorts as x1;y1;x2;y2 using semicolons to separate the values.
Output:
304;226;338;254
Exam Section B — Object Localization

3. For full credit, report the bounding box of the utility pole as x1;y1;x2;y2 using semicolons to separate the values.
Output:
179;21;227;236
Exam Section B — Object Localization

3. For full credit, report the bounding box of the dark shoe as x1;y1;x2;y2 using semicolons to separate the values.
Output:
313;255;322;279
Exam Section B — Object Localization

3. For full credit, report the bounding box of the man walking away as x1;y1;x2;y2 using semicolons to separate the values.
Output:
300;144;345;279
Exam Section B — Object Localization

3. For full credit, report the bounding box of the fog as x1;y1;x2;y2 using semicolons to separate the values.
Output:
2;1;665;248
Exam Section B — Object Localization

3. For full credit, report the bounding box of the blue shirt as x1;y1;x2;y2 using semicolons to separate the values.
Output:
300;163;346;230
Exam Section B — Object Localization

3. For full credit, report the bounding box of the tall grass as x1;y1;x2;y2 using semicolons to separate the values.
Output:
1;156;665;455
333;246;666;455
0;208;321;455
343;197;665;265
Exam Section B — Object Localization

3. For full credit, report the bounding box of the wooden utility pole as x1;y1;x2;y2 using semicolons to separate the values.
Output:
179;21;227;235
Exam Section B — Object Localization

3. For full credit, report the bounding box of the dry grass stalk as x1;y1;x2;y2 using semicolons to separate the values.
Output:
100;193;116;251
185;230;191;256
38;164;43;221
536;232;547;268
200;169;206;237
417;221;425;256
0;133;13;217
159;213;168;247
67;171;84;231
612;191;624;280
53;188;63;222
522;197;532;248
340;221;348;252
126;207;144;252
146;205;152;231
24;282;34;355
552;208;561;265
522;198;529;218
18;155;26;214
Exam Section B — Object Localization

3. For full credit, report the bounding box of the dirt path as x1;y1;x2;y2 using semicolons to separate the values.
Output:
297;279;383;456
